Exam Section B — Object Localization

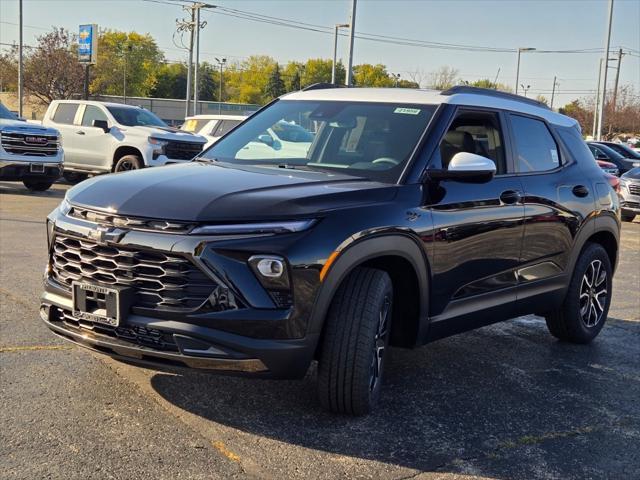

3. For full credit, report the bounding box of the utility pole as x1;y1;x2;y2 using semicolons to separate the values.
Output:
592;58;603;139
193;5;208;115
596;0;614;141
177;6;196;117
611;48;624;114
123;43;131;104
345;0;357;86
550;76;559;109
215;57;226;114
18;0;23;117
332;23;349;84
515;47;536;95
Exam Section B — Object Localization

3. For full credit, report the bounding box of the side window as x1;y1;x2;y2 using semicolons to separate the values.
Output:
214;120;242;137
510;114;561;172
557;128;597;166
52;103;79;125
81;105;109;127
437;110;506;174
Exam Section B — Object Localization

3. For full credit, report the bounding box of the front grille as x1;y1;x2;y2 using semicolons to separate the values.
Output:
164;141;203;160
53;306;178;352
622;201;640;209
68;206;195;234
1;131;59;156
51;231;218;311
628;184;640;196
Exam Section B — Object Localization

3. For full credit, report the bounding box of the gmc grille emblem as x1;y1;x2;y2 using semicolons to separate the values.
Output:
25;136;48;145
87;226;126;244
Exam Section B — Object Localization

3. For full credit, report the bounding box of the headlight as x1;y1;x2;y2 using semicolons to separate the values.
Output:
149;137;169;158
190;219;316;235
59;197;72;216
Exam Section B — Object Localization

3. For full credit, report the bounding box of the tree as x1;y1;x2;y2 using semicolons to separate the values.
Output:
353;64;394;87
4;28;85;103
535;95;549;106
150;62;187;99
302;58;344;86
264;64;285;101
283;61;304;91
397;79;420;89
428;66;459;90
468;78;512;92
91;30;164;97
224;55;278;104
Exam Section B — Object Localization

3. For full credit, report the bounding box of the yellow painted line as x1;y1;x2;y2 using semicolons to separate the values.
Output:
212;440;241;463
0;345;73;353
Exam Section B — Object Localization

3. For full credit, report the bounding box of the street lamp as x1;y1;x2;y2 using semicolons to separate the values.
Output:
515;47;536;95
391;73;401;87
520;84;531;97
215;57;226;114
332;23;349;84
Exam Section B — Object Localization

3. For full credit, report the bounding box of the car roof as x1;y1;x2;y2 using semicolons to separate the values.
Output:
282;87;577;128
185;114;248;121
52;100;142;109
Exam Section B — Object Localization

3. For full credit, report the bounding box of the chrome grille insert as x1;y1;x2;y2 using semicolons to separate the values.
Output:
628;184;640;196
67;206;195;234
1;131;59;156
51;232;217;311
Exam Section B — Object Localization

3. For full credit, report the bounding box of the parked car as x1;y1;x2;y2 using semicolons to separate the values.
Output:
596;159;619;176
0;101;63;191
41;86;620;415
618;167;640;222
594;141;640;161
42;100;207;182
181;114;248;148
587;141;638;174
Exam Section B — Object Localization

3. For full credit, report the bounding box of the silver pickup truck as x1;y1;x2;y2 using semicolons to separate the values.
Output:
0;102;64;191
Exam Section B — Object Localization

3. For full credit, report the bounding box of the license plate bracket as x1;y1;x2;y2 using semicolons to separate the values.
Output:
30;163;45;173
72;282;133;327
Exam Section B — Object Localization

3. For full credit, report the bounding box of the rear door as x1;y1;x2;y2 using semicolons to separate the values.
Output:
49;103;81;165
508;113;596;311
424;107;525;334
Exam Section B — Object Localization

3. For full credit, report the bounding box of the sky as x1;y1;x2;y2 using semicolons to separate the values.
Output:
1;0;639;107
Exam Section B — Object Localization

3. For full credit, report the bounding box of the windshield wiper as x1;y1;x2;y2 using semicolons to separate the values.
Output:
192;157;218;163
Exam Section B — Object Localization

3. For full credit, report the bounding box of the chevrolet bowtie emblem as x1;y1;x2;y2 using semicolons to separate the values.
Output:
87;226;126;244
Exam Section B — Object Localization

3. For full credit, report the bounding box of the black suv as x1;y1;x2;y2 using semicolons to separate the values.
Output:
41;86;620;415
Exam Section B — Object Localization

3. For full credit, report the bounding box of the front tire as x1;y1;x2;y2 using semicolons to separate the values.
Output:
545;243;612;344
317;267;393;415
63;172;88;184
114;155;143;172
23;179;53;191
621;212;636;222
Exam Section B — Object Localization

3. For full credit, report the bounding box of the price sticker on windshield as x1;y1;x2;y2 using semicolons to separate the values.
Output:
394;107;421;115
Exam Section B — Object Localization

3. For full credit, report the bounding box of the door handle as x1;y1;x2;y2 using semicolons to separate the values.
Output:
75;131;86;135
572;185;589;198
500;190;521;204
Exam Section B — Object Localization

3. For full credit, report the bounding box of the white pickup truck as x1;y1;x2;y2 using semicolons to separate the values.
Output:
0;102;64;191
42;100;207;182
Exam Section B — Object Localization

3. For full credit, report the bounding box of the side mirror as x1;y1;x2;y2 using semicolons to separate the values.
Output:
257;134;273;146
429;152;497;182
93;119;110;133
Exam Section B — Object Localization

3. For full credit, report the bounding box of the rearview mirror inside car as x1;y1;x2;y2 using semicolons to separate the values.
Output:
428;152;497;183
92;119;110;133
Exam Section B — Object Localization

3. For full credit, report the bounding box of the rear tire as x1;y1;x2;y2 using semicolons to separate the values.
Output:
114;155;143;172
317;267;393;415
63;172;88;184
545;243;612;344
23;179;53;191
621;212;636;222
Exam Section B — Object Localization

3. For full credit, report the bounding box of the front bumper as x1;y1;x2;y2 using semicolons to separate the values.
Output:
0;160;63;181
620;184;640;213
40;287;318;378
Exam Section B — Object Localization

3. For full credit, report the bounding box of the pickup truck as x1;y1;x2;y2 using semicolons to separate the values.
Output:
42;100;207;182
0;102;64;191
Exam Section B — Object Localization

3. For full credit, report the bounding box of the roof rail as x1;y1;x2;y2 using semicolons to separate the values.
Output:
301;82;347;92
441;85;550;110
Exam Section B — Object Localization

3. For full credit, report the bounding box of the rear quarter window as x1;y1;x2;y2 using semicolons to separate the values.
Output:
52;103;79;125
557;128;597;166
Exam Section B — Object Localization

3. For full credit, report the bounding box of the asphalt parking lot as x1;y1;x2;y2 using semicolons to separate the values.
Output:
1;181;639;480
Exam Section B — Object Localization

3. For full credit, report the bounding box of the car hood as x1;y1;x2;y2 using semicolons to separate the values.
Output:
121;125;206;144
67;162;398;222
0;119;59;136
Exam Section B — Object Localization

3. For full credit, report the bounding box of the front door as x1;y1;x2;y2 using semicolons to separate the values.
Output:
72;105;113;171
423;108;525;338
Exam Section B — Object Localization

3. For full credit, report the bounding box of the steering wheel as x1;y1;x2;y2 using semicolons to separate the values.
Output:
371;157;400;166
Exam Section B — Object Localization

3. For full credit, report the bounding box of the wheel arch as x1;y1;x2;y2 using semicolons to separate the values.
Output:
112;145;144;171
568;213;619;276
308;233;430;353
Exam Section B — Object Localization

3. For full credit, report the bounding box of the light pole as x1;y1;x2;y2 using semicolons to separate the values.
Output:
18;0;23;117
596;0;614;141
391;73;401;87
332;23;349;84
515;47;536;95
215;57;226;114
520;84;531;97
345;0;357;86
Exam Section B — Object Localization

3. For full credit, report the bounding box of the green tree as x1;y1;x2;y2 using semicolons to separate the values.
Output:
264;64;285;101
397;79;420;89
468;78;512;92
150;62;187;99
91;30;164;97
353;64;394;87
225;55;278;104
301;58;345;86
283;61;304;91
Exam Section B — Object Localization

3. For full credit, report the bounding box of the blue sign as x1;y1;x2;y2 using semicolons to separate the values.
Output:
78;24;97;64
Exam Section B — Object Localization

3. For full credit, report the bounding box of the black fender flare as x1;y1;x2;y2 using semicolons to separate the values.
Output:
567;213;620;280
307;233;430;346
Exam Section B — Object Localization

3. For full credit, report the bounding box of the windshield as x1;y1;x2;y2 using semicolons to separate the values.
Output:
106;105;167;127
623;167;640;179
201;100;436;183
0;102;19;120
